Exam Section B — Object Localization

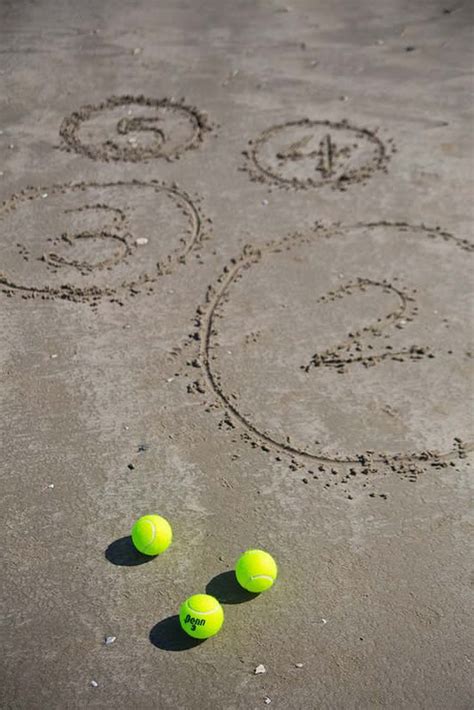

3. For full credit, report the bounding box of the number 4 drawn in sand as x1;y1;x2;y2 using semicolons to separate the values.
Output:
276;133;352;178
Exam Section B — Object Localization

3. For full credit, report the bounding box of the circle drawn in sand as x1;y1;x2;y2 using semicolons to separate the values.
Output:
244;119;391;189
0;181;203;303
198;223;473;463
60;95;212;162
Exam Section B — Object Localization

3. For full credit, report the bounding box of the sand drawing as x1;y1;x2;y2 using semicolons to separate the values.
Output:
59;95;213;162
188;222;472;468
300;278;432;373
243;118;394;189
0;180;206;304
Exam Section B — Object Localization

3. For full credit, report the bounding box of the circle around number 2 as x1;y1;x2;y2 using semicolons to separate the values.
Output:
198;222;473;464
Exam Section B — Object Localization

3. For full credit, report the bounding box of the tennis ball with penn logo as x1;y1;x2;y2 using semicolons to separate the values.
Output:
131;514;172;556
179;594;224;639
235;549;278;593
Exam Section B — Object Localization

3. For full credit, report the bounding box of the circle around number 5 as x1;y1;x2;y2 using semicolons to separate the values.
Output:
59;95;213;162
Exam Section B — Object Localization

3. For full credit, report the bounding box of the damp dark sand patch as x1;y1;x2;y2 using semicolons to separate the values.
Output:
242;118;394;190
0;180;209;305
184;222;473;470
59;95;213;162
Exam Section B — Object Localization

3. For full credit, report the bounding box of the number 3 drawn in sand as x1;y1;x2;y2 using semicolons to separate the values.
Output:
44;204;132;272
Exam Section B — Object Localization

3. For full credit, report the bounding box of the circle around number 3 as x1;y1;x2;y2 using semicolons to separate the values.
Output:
0;181;203;302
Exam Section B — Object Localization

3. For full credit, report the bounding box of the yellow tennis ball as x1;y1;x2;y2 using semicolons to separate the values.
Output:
179;594;224;639
131;514;172;556
235;549;278;593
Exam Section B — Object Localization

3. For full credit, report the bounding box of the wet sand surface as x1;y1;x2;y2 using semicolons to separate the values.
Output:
0;1;473;708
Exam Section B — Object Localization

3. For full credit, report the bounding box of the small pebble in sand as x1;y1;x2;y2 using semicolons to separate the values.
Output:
47;483;55;489
132;47;142;55
90;680;98;688
295;663;304;668
264;697;272;705
254;664;266;674
321;618;327;624
104;636;116;645
42;193;48;198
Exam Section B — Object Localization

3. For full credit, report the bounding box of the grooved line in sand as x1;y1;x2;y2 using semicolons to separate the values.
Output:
198;222;473;464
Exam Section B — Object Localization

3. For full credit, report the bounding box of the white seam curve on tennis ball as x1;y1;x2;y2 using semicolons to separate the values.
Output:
141;520;156;553
249;575;274;582
187;603;219;615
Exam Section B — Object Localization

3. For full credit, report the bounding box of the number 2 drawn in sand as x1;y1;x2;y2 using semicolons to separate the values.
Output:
301;278;433;374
